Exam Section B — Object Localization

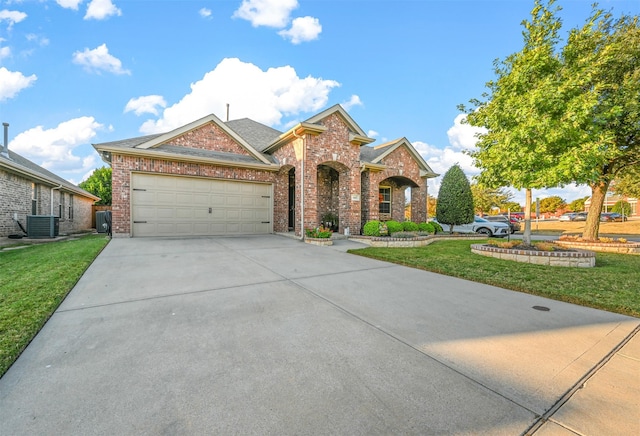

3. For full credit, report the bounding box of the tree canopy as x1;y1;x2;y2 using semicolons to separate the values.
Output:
568;196;589;212
436;164;475;233
79;167;112;205
539;196;566;214
461;0;639;240
470;183;513;215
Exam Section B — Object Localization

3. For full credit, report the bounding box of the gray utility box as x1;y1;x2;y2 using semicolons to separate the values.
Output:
96;211;107;233
27;215;60;238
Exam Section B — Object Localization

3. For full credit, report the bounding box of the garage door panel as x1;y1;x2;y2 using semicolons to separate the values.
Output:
131;174;272;237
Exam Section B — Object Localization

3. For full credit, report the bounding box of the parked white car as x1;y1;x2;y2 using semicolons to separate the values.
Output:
434;216;510;238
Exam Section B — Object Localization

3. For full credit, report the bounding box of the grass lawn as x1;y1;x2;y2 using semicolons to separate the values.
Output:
0;235;109;378
349;239;640;318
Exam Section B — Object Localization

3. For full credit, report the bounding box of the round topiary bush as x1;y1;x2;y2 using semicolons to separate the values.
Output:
363;220;381;236
386;220;403;234
418;222;435;234
402;221;419;231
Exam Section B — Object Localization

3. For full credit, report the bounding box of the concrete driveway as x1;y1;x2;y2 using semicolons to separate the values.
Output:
0;235;638;435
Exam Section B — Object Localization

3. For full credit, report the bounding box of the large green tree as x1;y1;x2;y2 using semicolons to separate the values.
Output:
568;196;589;212
436;164;475;233
557;9;640;239
462;1;640;241
461;0;563;244
79;167;112;205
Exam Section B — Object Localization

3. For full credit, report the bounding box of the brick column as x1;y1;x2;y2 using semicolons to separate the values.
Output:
411;182;427;223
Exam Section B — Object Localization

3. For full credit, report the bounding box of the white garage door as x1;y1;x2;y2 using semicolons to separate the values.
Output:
131;173;273;237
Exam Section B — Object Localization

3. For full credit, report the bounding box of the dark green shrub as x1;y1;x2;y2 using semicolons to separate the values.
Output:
363;220;381;236
418;222;435;234
402;221;419;231
611;200;631;216
431;221;443;233
386;220;403;234
436;164;474;233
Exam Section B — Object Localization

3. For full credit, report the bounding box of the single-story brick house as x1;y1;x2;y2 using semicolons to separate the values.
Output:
1;124;100;237
93;105;438;238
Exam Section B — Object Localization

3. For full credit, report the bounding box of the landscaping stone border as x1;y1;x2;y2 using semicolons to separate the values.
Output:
304;238;333;246
471;244;596;268
349;234;486;248
555;240;640;255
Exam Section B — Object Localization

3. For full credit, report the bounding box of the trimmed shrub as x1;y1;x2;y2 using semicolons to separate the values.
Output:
418;222;435;234
386;220;403;234
363;220;381;236
431;221;443;233
402;221;419;231
436;164;474;232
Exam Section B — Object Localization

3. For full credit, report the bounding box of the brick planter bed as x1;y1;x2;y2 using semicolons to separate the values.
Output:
304;238;333;246
349;234;486;248
471;244;596;268
555;240;640;255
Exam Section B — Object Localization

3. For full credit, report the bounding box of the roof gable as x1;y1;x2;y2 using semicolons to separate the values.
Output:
363;138;438;178
304;104;369;138
135;114;272;165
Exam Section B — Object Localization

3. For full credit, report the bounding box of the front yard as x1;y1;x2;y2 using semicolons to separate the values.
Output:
0;235;109;378
350;239;640;318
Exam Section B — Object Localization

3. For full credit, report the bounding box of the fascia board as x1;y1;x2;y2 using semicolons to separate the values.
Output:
135;114;272;165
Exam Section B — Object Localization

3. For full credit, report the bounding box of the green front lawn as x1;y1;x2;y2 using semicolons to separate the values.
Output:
0;235;109;378
349;239;640;318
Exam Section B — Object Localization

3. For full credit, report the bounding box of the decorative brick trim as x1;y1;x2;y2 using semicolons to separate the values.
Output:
555;240;640;255
349;234;485;247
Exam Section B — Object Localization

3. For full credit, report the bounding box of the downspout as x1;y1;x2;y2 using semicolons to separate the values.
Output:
293;129;304;240
50;185;63;216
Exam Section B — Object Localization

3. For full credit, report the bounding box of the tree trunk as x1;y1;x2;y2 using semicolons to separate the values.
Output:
583;181;609;240
523;188;532;245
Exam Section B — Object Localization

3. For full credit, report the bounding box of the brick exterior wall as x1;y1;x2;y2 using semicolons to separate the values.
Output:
169;123;251;156
363;145;427;225
110;154;282;236
0;167;95;237
107;111;430;238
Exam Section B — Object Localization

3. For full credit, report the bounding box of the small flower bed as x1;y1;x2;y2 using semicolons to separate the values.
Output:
305;226;332;239
559;234;629;244
362;220;441;237
487;240;566;252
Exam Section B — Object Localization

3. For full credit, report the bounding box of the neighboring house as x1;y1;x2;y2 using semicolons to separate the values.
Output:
93;105;438;238
1;123;100;237
585;194;639;216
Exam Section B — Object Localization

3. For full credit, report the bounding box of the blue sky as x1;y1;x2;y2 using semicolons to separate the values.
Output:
2;0;639;205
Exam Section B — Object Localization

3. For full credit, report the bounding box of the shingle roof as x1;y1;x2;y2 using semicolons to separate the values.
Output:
1;150;99;200
95;134;163;149
359;145;386;163
225;118;283;152
154;144;276;164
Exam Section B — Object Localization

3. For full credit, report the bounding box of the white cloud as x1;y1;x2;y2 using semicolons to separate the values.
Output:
56;0;83;10
0;9;27;28
368;130;379;138
125;95;167;116
0;67;37;101
0;45;10;60
278;15;321;44
446;113;486;151
8;117;103;177
140;57;339;134
72;43;130;75
233;0;298;28
199;8;212;19
26;33;50;46
341;95;362;111
84;0;121;21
